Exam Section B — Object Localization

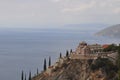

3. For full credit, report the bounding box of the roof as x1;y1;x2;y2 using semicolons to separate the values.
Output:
102;44;110;49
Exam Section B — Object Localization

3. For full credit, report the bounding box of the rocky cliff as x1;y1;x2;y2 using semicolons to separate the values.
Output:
32;57;118;80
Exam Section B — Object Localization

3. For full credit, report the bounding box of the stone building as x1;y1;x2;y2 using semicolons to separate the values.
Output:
75;42;103;56
75;42;91;55
88;44;103;54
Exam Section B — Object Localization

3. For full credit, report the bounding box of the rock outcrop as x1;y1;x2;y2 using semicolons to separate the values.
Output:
32;58;117;80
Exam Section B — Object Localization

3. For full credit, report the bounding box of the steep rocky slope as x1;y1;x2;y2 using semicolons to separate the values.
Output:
32;58;118;80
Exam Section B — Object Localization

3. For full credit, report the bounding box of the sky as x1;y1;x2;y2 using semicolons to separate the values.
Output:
0;0;120;28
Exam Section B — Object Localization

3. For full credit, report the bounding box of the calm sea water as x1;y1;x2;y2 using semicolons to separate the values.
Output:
0;28;120;80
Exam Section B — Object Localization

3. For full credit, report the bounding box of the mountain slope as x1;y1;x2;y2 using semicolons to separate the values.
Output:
96;24;120;38
32;58;118;80
32;59;94;80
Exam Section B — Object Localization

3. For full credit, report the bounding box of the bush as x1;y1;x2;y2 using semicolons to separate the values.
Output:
87;59;93;66
90;57;118;75
103;44;118;52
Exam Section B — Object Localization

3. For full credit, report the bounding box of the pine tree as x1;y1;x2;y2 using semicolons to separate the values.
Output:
44;58;47;71
49;56;51;67
28;71;31;80
21;70;24;80
60;52;62;58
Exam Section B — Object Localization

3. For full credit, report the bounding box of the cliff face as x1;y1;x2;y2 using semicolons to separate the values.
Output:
96;24;120;38
32;58;117;80
32;59;89;80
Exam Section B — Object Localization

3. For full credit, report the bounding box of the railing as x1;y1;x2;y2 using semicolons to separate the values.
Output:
70;52;116;60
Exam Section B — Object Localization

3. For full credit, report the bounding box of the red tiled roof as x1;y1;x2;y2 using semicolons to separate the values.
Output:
102;44;110;49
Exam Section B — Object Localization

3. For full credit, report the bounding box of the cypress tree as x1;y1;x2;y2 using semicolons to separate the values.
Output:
116;44;120;79
24;74;26;80
49;56;51;67
70;49;72;53
28;71;31;80
21;70;24;80
66;50;69;57
37;68;39;75
116;44;120;69
44;58;47;71
60;52;62;58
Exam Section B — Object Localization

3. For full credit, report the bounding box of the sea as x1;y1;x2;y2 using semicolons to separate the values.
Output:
0;27;120;80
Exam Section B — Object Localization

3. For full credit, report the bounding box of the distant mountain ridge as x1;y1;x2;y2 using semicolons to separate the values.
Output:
96;24;120;38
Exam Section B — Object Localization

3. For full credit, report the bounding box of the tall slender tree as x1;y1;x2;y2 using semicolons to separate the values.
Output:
117;44;120;79
21;70;24;80
24;74;26;80
118;44;120;68
66;50;69;57
49;56;51;67
60;52;62;58
44;58;47;71
28;71;31;80
70;49;72;53
37;68;39;75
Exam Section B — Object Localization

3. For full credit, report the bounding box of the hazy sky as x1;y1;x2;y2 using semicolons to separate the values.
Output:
0;0;120;27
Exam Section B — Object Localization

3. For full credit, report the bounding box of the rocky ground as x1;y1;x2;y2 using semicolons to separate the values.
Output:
32;57;118;80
